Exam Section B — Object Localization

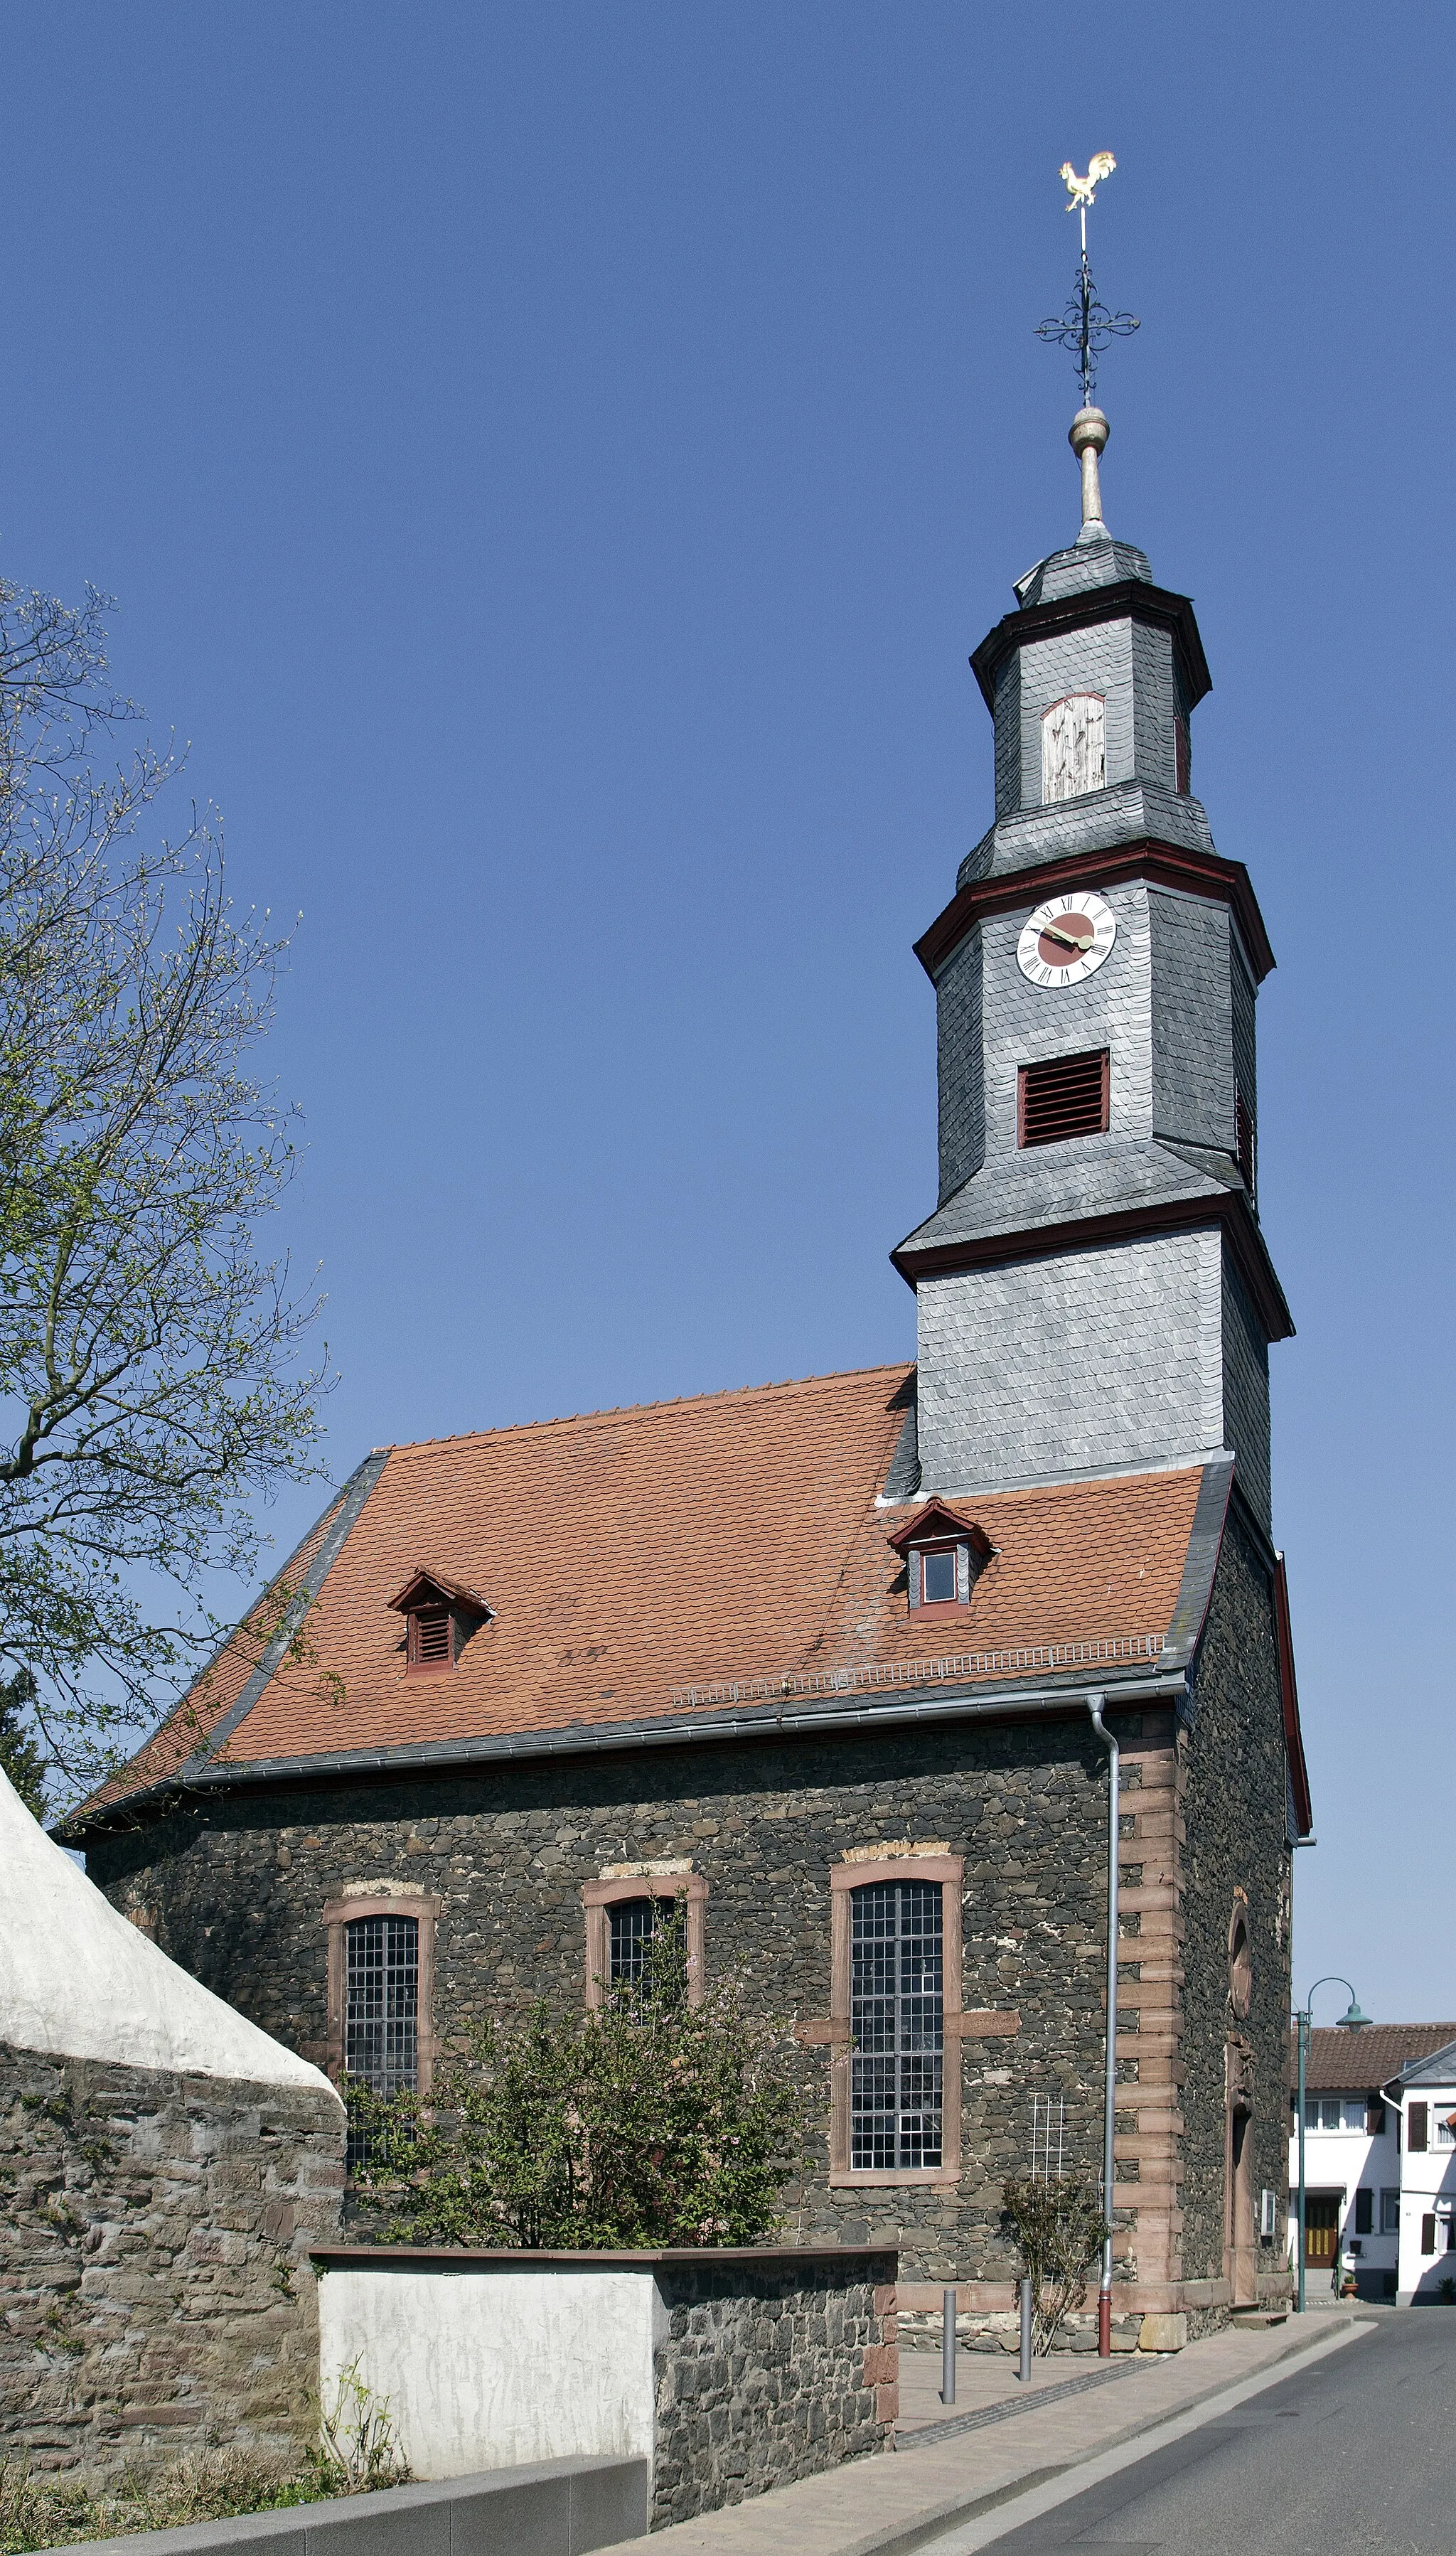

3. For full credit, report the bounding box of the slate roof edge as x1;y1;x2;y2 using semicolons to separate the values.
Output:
892;1182;1294;1346
53;1453;392;1841
61;1663;1189;1832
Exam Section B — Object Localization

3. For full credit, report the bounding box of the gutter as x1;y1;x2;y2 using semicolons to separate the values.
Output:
59;1664;1188;1837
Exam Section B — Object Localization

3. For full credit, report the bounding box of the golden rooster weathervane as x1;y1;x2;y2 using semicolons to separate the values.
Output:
1038;151;1139;415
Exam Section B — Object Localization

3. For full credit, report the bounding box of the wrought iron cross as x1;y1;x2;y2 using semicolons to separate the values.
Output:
1037;154;1139;410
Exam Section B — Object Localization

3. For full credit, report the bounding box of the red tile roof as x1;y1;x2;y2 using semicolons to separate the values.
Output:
80;1364;1215;1813
1296;2025;1456;2095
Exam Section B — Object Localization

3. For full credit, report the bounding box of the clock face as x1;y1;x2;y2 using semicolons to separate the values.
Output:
1017;890;1116;988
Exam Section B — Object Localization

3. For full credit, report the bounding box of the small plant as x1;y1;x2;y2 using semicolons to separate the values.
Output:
1001;2173;1109;2353
0;2448;347;2553
314;2359;410;2493
1438;2275;1456;2305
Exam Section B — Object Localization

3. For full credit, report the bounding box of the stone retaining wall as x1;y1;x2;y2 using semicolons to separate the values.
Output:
0;2046;343;2487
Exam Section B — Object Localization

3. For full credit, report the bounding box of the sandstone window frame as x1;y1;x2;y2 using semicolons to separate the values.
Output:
582;1871;708;2010
828;1854;963;2190
324;1888;440;2100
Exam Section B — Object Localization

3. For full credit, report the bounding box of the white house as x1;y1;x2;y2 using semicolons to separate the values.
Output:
1388;2045;1456;2305
1288;2023;1456;2304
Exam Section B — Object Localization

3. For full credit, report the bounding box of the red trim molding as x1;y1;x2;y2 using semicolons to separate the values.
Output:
582;1871;709;2009
968;580;1212;716
828;1854;963;2189
1273;1555;1312;1837
914;838;1275;986
893;1186;1294;1345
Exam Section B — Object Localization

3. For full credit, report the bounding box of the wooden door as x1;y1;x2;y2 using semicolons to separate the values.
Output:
1305;2193;1340;2268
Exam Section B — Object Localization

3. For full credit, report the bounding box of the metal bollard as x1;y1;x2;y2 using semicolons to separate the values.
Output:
1019;2276;1033;2381
939;2285;956;2405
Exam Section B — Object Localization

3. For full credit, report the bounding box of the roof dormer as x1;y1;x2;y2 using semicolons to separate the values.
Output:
387;1568;493;1674
887;1499;993;1616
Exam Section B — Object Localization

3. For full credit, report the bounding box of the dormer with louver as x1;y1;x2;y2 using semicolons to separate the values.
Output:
387;1568;493;1674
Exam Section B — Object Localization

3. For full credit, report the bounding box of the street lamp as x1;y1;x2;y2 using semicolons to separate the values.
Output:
1294;1977;1371;2313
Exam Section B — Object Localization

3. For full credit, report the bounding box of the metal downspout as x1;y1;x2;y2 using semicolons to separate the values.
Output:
1088;1691;1118;2357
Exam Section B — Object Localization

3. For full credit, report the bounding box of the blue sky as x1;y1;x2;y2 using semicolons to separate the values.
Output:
9;4;1451;2019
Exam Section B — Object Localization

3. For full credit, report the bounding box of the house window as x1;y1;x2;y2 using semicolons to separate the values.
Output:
1381;2189;1400;2234
921;1546;957;1605
889;1499;992;1617
324;1888;438;2132
1018;1051;1109;1148
828;1853;963;2186
1354;2187;1374;2235
850;1880;943;2171
582;1872;707;2009
1041;693;1106;803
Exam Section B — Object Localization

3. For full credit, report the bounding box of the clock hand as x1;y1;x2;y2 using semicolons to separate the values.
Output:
1040;921;1094;953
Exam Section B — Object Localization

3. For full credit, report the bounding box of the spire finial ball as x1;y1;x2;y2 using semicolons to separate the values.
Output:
1069;407;1109;459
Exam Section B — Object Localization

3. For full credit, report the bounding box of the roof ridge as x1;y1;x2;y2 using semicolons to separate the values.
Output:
376;1362;916;1458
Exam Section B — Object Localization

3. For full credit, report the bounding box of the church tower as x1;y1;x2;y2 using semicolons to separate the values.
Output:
894;405;1290;1531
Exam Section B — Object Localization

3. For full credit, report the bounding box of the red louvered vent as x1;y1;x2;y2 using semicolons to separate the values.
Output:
1018;1050;1108;1149
409;1605;452;1668
1235;1089;1256;1199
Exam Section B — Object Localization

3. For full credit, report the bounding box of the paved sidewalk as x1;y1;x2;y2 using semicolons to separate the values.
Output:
614;2308;1370;2556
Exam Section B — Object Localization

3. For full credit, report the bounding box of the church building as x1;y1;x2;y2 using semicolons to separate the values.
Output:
68;391;1310;2349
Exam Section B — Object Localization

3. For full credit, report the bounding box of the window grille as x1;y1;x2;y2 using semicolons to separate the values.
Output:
850;1880;943;2170
1018;1051;1108;1149
409;1604;451;1667
345;1915;418;2169
609;1896;658;1986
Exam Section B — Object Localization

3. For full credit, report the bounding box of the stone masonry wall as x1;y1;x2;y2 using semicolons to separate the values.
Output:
0;2047;343;2486
85;1718;1126;2289
650;2254;895;2526
1174;1497;1294;2321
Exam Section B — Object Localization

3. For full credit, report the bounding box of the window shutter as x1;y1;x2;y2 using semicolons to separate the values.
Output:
1018;1051;1109;1149
1410;2101;1428;2152
410;1605;451;1666
1423;2213;1437;2255
1354;2188;1373;2235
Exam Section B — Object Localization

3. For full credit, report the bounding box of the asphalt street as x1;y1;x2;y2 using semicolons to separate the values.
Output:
970;2314;1456;2553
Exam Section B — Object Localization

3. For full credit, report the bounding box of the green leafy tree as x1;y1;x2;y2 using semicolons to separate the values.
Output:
350;1905;804;2249
0;1665;46;1817
0;576;329;1794
1001;2173;1109;2353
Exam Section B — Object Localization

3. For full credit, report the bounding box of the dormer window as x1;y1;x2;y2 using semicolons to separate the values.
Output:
387;1567;493;1675
887;1499;994;1617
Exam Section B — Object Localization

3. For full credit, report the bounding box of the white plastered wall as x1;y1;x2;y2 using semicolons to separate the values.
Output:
0;1768;335;2093
317;2267;658;2478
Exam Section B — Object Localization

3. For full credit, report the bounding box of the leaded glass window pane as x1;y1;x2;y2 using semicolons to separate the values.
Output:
850;1879;943;2171
609;1896;658;1986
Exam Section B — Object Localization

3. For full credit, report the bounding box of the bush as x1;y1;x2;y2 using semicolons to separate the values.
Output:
350;1902;804;2249
1000;2173;1109;2353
